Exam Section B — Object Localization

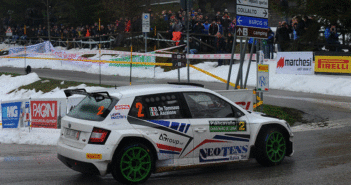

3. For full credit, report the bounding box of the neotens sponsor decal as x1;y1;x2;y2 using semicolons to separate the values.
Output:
199;145;248;162
159;133;183;145
111;113;126;119
115;105;130;110
209;120;246;132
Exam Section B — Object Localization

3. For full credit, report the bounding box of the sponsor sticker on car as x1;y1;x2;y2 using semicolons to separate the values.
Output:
115;105;130;110
111;113;127;119
86;153;102;159
209;120;246;132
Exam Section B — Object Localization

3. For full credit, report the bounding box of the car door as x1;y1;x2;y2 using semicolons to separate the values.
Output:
182;92;251;164
128;92;194;166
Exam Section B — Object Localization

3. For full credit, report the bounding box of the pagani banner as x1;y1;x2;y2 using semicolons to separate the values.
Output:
276;52;314;75
31;100;58;128
315;56;351;74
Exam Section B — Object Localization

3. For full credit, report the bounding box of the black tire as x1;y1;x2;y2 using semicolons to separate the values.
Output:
255;127;287;167
111;143;154;184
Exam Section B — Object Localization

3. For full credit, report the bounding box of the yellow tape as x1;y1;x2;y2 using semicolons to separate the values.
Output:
5;56;237;87
253;90;256;95
257;96;261;101
189;64;236;87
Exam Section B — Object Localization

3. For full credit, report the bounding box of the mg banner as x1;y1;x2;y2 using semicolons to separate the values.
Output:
31;100;57;128
1;102;22;128
315;56;351;74
276;52;314;75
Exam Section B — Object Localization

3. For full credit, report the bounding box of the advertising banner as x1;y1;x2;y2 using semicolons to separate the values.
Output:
31;100;57;128
1;102;22;128
315;56;351;74
24;101;31;127
276;52;314;75
215;89;254;111
110;54;156;68
257;64;269;92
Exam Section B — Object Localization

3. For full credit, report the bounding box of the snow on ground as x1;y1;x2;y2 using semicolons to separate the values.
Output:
1;43;351;145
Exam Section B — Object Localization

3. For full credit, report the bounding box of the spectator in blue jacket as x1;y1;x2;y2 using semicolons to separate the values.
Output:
217;21;223;35
266;27;275;59
325;25;340;51
248;38;257;53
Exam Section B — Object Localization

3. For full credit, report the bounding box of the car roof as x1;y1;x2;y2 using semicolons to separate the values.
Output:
92;84;211;98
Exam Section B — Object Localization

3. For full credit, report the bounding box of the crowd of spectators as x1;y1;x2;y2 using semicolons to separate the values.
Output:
0;8;237;47
1;9;342;60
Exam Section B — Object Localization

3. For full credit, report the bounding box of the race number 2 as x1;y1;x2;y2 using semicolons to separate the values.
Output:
136;102;144;117
97;106;104;115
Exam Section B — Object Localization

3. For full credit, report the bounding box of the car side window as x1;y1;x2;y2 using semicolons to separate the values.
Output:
129;93;184;119
183;92;235;118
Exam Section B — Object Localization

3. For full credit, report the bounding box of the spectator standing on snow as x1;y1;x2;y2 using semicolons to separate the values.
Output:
277;21;292;51
325;25;340;51
266;27;274;59
222;12;231;37
214;32;225;66
172;19;183;46
275;22;282;51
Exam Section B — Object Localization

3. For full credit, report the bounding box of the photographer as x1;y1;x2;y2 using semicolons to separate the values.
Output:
324;25;340;51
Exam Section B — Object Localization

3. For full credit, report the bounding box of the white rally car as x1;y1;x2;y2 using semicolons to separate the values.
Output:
57;84;293;184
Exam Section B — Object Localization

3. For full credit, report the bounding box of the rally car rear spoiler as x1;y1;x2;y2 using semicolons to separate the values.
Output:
64;89;112;102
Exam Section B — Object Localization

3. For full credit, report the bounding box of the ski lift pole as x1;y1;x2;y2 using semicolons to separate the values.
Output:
244;38;256;89
186;0;190;83
99;18;101;86
235;37;248;89
226;31;237;90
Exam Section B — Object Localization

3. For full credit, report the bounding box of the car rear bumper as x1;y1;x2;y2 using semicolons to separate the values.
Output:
58;154;101;175
57;138;114;176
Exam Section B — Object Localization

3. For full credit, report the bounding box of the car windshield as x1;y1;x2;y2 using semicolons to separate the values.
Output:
67;94;118;121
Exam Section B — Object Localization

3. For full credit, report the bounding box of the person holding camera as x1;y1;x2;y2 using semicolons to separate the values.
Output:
324;25;340;51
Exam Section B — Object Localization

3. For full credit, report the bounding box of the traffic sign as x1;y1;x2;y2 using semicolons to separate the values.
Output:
236;15;268;29
236;5;268;19
6;28;12;37
257;64;269;91
142;13;150;33
172;54;186;67
236;26;268;39
237;0;268;8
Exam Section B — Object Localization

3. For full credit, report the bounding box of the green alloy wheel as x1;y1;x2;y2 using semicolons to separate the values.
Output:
112;143;154;184
266;132;286;162
255;128;287;166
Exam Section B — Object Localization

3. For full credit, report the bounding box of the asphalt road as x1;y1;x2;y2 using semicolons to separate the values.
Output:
0;125;350;185
1;66;351;123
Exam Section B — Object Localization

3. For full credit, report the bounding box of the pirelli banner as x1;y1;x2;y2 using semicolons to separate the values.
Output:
315;56;351;74
276;52;314;75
